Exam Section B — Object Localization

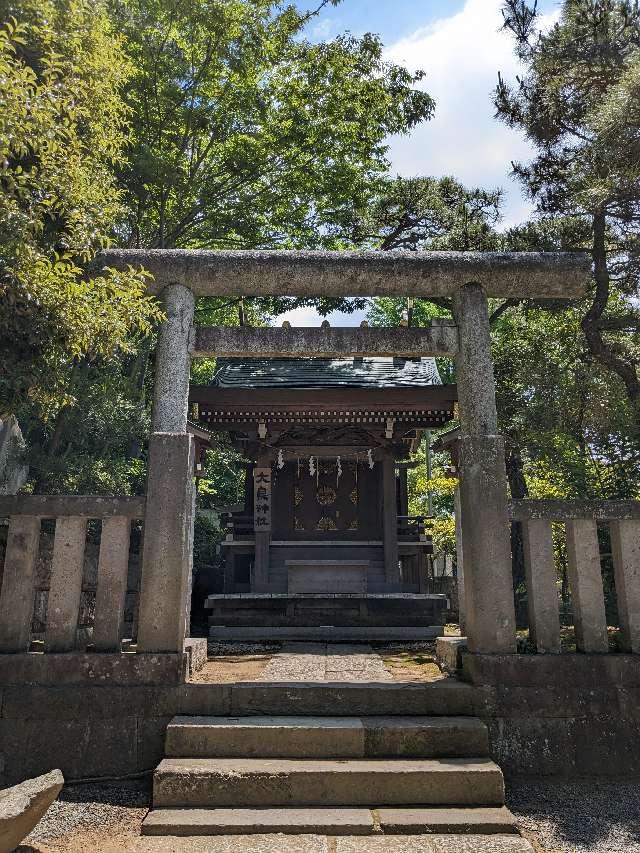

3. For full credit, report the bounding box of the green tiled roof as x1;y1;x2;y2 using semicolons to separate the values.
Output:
212;357;441;389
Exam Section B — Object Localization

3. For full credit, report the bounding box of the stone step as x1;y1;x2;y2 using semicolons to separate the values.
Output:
142;806;519;837
208;626;444;642
179;681;476;718
165;715;489;759
135;834;536;852
153;757;505;809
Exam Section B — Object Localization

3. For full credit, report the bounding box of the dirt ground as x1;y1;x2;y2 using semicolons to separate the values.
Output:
374;643;445;681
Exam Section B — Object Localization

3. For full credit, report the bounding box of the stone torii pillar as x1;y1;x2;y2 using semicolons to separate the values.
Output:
453;283;516;653
137;284;196;653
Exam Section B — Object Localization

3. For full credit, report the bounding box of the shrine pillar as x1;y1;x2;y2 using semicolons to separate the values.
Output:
382;456;400;585
138;284;196;652
453;283;516;653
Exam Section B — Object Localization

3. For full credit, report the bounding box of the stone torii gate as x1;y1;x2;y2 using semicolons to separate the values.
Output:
96;249;589;656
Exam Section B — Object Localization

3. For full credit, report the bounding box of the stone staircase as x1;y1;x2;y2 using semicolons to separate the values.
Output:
142;683;520;841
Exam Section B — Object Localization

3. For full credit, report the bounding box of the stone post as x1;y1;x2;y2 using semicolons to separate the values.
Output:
453;486;467;634
382;456;400;586
138;283;196;653
453;283;516;653
152;284;195;433
137;432;195;652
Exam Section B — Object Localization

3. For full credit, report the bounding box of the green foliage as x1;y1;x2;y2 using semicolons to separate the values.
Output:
0;0;163;422
112;0;433;251
343;175;502;251
496;0;640;411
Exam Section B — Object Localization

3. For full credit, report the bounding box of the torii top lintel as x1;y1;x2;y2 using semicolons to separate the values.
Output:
94;249;590;299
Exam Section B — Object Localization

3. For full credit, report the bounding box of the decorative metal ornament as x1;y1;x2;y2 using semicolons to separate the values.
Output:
294;487;303;507
349;488;358;506
336;455;342;486
316;516;337;532
309;456;316;477
367;449;374;469
317;485;337;506
277;449;285;470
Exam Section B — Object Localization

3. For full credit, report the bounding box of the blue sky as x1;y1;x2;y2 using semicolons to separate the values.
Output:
279;0;561;326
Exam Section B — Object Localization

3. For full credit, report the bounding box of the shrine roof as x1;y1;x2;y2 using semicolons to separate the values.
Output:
212;357;441;389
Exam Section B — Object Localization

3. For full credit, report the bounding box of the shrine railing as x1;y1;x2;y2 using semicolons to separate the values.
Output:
0;495;145;654
509;499;640;655
397;515;431;542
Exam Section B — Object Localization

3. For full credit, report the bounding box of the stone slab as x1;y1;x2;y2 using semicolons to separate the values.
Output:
227;681;475;717
142;808;375;836
209;627;444;642
153;757;505;808
257;643;392;683
377;807;518;835
0;769;64;852
337;840;531;853
0;652;188;686
363;717;489;758
193;325;459;359
165;715;365;758
135;835;329;852
133;839;533;853
94;249;589;299
428;838;533;853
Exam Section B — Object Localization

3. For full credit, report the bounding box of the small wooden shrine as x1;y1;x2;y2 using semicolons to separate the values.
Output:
189;356;457;606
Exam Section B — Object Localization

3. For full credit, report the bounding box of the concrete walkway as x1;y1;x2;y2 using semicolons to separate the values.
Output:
257;643;392;682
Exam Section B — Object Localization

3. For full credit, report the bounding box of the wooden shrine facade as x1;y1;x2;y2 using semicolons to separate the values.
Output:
189;358;457;594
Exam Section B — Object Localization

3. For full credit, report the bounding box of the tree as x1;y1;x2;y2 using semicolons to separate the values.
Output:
111;0;434;252
0;0;163;489
495;0;640;420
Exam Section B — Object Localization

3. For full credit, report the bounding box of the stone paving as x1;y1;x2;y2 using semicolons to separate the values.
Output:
257;643;392;682
134;835;535;852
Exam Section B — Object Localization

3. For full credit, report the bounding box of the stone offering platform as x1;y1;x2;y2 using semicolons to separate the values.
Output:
206;593;449;639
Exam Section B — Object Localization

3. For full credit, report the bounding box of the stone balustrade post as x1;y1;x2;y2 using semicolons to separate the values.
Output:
453;283;516;653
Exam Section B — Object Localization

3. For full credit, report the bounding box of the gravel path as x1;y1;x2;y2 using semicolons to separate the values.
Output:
258;642;392;681
507;779;640;853
19;778;149;852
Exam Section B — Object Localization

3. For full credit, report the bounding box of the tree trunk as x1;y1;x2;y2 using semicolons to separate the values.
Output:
582;209;640;412
506;441;529;628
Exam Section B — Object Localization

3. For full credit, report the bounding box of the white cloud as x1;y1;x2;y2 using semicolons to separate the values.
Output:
384;0;559;229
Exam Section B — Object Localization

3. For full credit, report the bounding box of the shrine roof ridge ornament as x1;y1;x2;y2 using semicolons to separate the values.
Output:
93;248;590;299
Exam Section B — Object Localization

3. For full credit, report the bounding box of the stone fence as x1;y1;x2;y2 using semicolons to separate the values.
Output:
0;495;145;654
509;499;640;655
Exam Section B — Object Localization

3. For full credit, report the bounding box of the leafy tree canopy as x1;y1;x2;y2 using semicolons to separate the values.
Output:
0;0;162;421
112;0;434;252
495;0;640;413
